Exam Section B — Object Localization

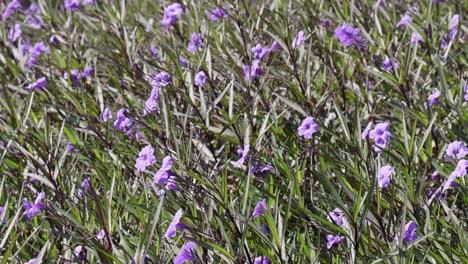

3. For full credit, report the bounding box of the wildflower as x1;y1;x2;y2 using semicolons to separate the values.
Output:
194;71;207;87
96;229;105;240
144;86;160;115
427;89;441;106
259;225;270;235
369;122;391;151
152;72;172;87
25;77;47;91
382;57;400;73
268;41;282;52
74;245;85;260
64;0;80;10
162;3;183;29
334;23;365;48
23;192;47;219
326;235;345;249
2;0;22;20
464;85;468;101
297;116;319;139
164;209;187;239
254;256;270;264
150;47;159;59
66;143;77;153
445;141;468;160
179;57;188;68
79;67;93;78
441;14;459;48
26;259;38;264
431;171;440;181
187;33;203;54
361;122;373;139
145;18;154;32
0;206;6;224
442;159;467;192
252;44;269;60
206;7;227;21
113;108;133;132
292;30;305;48
174;241;197;264
25;4;43;29
135;145;156;172
252;198;267;218
397;14;412;27
410;31;423;45
244;60;263;81
64;69;80;85
234;144;250;168
395;221;418;243
377;165;393;188
30;42;50;58
77;177;90;197
327;208;344;226
251;163;273;174
100;107;112;122
8;23;21;42
154;156;173;184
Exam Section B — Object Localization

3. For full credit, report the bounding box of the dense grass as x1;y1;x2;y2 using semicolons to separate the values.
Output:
0;0;466;263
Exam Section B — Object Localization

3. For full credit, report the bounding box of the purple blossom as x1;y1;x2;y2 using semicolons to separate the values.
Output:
442;159;467;192
174;241;197;264
66;143;77;153
64;69;80;85
2;0;22;20
252;198;267;218
25;4;43;29
0;206;6;224
252;44;270;60
244;59;263;81
144;86;160;115
152;72;171;87
150;47;158;59
397;14;412;27
135;145;156;172
77;177;90;197
145;18;154;32
187;33;203;54
30;42;50;57
431;171;440;181
179;57;188;68
268;41;282;52
153;156;173;184
361;122;373;139
254;256;270;264
251;163;273;174
79;67;93;78
113;108;133;132
100;107;112;122
377;165;393;188
327;208;344;226
334;23;365;48
26;259;38;264
23;192;47;219
8;23;21;42
396;221;418;243
259;224;270;235
206;7;227;21
326;235;345;249
441;14;460;48
64;0;81;10
427;89;440;106
25;77;47;91
445;141;468;160
369;122;391;151
297;116;319;139
292;30;305;48
74;245;85;260
464;85;468;101
96;229;105;240
410;31;423;45
164;209;187;239
194;71;207;87
234;144;250;168
162;3;183;29
382;57;400;73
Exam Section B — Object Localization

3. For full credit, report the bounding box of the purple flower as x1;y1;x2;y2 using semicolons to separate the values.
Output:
410;31;423;45
0;206;6;224
2;0;22;20
448;14;459;40
268;41;282;52
396;221;418;243
292;30;305;48
150;47;159;59
361;122;373;139
251;163;273;174
397;14;412;27
464;85;468;102
100;107;112;122
153;156;173;184
135;145;156;172
382;57;400;73
194;71;207;87
442;159;467;192
82;0;95;5
369;122;391;151
164;209;187;239
66;143;77;153
23;192;47;219
25;4;43;29
187;33;203;54
252;198;267;218
8;23;21;42
334;23;365;48
77;177;90;197
206;7;227;21
64;69;80;85
427;89;440;106
326;235;345;249
252;44;270;60
259;225;270;235
79;67;93;78
254;256;269;264
96;229;105;240
113;108;133;132
74;245;85;260
144;86;160;115
431;171;440;181
244;59;263;81
174;241;197;264
162;3;183;29
64;0;81;10
145;18;154;32
297;116;319;139
234;144;250;168
25;77;47;91
152;72;171;87
30;42;50;57
377;165;393;188
445;141;468;160
26;259;38;264
327;208;344;226
179;57;188;68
